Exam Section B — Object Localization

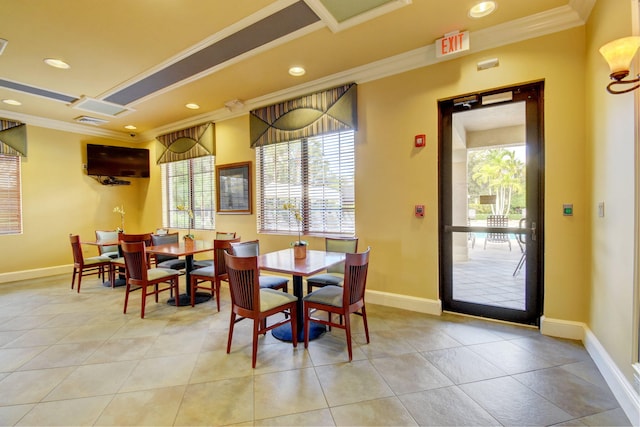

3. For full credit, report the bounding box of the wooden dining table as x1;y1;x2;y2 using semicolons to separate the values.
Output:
146;239;215;306
258;248;346;342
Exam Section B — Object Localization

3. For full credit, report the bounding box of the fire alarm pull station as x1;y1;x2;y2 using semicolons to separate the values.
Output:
415;134;426;147
415;205;425;217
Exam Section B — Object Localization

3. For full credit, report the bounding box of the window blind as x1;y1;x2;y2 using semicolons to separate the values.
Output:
0;155;22;235
162;156;215;230
256;130;355;236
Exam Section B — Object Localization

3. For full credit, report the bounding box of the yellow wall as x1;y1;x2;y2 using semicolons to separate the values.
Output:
585;0;638;383
356;28;589;308
0;127;152;273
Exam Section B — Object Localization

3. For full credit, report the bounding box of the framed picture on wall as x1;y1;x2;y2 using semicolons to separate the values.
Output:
216;161;252;214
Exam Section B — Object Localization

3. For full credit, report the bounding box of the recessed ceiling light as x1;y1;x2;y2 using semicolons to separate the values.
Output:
185;103;200;109
2;99;22;106
289;66;306;76
469;1;497;18
44;58;70;69
124;125;137;130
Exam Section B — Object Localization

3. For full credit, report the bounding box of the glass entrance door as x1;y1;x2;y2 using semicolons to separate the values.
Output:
439;82;543;325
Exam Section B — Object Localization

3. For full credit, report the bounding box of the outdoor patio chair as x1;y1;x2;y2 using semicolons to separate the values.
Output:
484;214;511;250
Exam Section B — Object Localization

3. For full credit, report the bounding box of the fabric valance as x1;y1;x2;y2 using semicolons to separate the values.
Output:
0;120;27;157
156;122;214;164
249;83;357;148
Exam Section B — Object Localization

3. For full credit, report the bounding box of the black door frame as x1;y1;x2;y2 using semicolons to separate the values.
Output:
438;81;545;326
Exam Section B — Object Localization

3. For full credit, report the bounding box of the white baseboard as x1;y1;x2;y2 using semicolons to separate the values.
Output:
584;328;640;426
365;289;442;316
541;316;639;425
540;315;586;340
0;265;70;284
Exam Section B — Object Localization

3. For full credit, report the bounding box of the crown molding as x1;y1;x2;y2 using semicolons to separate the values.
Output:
0;109;140;142
165;1;589;128
12;0;593;141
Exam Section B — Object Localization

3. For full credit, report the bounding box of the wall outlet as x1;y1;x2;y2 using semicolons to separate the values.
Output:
598;202;605;218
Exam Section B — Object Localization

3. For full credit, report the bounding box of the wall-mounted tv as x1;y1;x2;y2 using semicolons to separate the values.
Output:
86;144;150;178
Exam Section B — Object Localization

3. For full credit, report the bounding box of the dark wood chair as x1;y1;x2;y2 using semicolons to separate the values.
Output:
303;247;371;361
69;234;113;293
306;237;358;294
230;240;289;293
109;233;153;286
189;237;241;310
193;231;237;268
223;251;298;368
121;240;180;318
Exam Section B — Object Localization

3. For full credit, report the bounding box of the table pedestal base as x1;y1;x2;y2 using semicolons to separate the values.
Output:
272;321;325;342
167;292;212;306
102;278;126;288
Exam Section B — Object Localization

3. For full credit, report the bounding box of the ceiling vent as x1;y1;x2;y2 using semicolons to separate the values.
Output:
74;115;109;126
71;96;133;117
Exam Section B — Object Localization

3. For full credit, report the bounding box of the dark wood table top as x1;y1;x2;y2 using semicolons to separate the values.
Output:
258;248;346;277
146;239;214;257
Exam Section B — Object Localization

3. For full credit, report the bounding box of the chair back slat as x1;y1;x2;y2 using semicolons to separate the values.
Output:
224;252;259;311
121;241;148;282
486;214;510;242
343;247;371;307
326;237;358;274
230;240;260;257
214;237;241;277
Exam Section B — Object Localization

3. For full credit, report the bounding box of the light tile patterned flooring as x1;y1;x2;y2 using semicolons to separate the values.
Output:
0;273;631;426
453;235;527;310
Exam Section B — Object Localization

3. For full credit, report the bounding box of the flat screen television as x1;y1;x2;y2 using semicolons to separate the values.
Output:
86;144;150;178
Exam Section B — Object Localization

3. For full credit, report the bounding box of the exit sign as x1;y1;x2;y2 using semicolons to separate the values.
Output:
435;31;469;58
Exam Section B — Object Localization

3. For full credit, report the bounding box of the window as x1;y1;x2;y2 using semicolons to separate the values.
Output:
162;156;215;231
0;154;22;235
256;130;355;236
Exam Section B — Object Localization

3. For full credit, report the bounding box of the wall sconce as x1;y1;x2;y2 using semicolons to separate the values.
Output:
599;36;640;94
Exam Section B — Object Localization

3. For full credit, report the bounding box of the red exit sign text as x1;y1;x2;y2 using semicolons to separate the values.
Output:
435;31;469;58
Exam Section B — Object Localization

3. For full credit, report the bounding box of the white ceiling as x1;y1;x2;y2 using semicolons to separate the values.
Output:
0;0;592;142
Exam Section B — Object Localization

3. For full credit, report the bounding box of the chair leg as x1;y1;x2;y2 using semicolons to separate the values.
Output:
303;304;310;349
123;283;130;314
344;313;353;361
361;305;370;344
76;272;82;293
214;279;221;312
227;312;236;354
252;319;260;368
290;303;298;348
71;269;77;290
140;285;147;319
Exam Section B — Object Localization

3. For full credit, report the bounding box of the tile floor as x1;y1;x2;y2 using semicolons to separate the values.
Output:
453;234;527;310
0;273;631;426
